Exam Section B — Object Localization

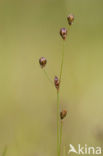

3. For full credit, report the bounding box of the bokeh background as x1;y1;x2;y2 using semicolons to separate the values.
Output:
0;0;103;155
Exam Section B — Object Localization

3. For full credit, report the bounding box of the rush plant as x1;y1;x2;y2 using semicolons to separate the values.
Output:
39;14;74;156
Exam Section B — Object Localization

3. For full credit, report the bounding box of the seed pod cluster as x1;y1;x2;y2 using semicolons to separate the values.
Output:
54;76;60;90
39;57;47;68
60;13;74;40
60;110;67;120
39;14;74;122
67;14;74;25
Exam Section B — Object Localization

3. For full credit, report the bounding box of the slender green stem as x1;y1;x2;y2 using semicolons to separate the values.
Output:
57;90;60;156
43;69;53;86
57;40;65;156
59;121;63;156
59;41;65;84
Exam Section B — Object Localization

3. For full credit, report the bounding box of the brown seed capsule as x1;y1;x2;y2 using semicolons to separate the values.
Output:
60;28;67;40
54;76;60;90
60;110;67;120
67;14;74;25
39;57;47;68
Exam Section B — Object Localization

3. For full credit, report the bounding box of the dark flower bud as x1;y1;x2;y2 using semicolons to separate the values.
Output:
54;76;60;90
60;110;67;120
67;14;74;25
60;28;67;40
39;57;47;68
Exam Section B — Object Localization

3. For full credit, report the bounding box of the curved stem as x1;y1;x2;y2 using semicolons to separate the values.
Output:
43;69;53;86
59;41;65;83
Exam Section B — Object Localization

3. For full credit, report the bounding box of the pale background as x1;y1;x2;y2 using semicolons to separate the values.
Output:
0;0;103;155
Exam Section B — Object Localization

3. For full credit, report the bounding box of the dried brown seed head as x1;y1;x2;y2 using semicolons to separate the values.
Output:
54;76;60;90
39;57;47;68
67;14;74;25
60;110;67;120
60;28;67;40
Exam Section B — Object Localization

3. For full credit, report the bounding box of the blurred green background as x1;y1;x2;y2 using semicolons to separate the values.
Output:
0;0;103;155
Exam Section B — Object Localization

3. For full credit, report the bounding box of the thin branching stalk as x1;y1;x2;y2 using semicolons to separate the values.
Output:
43;68;53;85
39;13;74;156
57;40;65;156
59;41;65;84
